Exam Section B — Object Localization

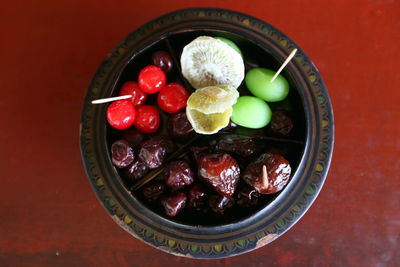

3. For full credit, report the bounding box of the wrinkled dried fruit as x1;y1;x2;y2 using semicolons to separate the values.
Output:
151;135;175;153
243;153;291;194
142;181;166;203
208;194;234;216
139;136;175;169
235;184;260;208
161;192;187;217
164;160;194;188
167;111;194;141
121;128;146;147
190;146;209;163
216;134;257;157
186;183;208;212
198;153;240;197
270;110;294;136
111;139;134;168
139;143;166;169
124;160;148;182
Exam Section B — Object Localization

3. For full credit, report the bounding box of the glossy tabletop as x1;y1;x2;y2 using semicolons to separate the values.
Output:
1;0;399;266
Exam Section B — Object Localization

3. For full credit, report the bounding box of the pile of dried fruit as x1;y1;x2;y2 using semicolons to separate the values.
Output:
105;37;297;221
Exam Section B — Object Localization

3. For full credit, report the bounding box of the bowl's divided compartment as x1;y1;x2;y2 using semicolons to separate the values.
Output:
106;30;307;226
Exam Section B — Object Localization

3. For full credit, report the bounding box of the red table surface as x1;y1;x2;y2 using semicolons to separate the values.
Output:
1;0;399;266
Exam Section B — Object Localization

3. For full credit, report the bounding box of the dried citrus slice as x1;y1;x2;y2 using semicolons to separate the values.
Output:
180;36;244;90
186;85;239;114
186;107;232;135
186;85;238;134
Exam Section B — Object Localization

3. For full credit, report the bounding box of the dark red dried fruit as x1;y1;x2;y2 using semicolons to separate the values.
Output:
151;135;175;153
167;111;194;141
216;134;257;157
139;143;165;169
243;153;291;194
121;128;145;147
164;160;194;188
160;192;187;217
141;181;166;203
111;139;134;168
152;51;173;74
208;194;234;216
138;136;175;169
190;146;209;163
124;160;148;182
270;110;294;136
186;183;207;212
198;153;240;198
235;184;260;208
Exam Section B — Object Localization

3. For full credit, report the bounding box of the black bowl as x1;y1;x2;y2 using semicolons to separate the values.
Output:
80;8;334;258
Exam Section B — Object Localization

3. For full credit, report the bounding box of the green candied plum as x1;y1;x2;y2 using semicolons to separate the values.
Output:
214;37;243;57
245;68;289;102
231;96;272;129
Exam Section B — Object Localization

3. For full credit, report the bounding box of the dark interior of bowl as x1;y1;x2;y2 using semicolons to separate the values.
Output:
106;29;306;226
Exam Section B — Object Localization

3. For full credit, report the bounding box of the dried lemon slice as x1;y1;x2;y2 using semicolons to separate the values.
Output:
186;107;232;135
186;85;239;134
186;85;239;114
180;36;244;90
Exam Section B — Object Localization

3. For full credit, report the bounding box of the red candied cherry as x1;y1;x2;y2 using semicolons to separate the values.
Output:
119;81;147;106
157;83;189;113
107;100;136;130
133;105;160;133
152;51;173;74
138;65;166;94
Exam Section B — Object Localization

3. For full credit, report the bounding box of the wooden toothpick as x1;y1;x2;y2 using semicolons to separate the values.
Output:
91;95;132;104
270;48;297;83
262;165;269;188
